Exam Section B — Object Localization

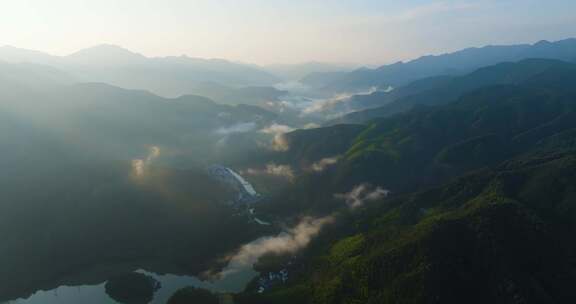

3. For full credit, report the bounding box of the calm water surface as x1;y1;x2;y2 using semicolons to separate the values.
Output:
6;267;256;304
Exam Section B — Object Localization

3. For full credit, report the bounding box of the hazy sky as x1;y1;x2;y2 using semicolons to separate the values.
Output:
1;0;575;65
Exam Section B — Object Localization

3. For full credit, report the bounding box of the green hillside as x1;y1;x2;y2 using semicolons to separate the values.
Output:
235;62;576;303
240;148;576;304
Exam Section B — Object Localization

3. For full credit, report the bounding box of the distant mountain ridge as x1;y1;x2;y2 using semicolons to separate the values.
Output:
309;38;576;94
0;44;280;97
330;58;576;125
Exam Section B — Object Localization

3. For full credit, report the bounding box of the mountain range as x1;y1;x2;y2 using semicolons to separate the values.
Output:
329;58;576;124
0;44;280;97
4;38;576;304
230;57;576;304
307;38;576;95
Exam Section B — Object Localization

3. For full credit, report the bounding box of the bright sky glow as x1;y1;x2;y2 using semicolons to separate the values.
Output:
0;0;575;64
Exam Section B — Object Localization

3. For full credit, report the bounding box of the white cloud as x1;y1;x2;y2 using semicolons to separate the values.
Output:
216;215;335;278
270;133;290;152
244;163;295;181
260;123;294;152
301;86;378;117
260;123;295;135
334;184;390;209
274;81;310;92
309;156;340;172
303;123;320;129
131;145;161;179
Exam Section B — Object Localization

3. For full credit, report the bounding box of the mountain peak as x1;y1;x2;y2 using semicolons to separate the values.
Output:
77;44;135;52
534;40;552;46
67;44;147;65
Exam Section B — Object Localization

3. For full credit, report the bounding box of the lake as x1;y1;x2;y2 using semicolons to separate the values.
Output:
5;267;257;304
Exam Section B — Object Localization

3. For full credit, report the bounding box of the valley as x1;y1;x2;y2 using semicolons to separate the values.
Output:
1;11;576;302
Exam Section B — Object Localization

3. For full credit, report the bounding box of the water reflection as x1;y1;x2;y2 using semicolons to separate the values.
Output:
7;266;256;304
4;284;114;304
